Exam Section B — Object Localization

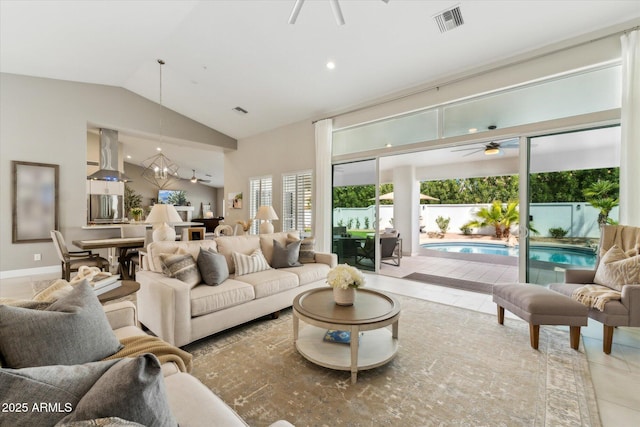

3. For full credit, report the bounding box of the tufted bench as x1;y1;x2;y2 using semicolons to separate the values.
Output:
492;283;589;350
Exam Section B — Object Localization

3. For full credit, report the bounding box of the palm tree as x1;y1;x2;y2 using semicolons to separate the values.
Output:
501;201;519;238
583;180;619;227
465;201;505;238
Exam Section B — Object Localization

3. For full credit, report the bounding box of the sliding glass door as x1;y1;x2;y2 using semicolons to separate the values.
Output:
526;126;621;284
332;160;377;271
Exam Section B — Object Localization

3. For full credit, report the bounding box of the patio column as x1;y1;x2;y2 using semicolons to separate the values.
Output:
393;165;419;256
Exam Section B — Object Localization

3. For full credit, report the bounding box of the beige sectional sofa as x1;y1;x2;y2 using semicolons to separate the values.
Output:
136;231;337;347
105;300;293;427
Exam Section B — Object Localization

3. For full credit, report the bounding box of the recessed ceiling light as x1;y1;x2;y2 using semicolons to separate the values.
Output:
468;128;477;133
156;147;162;151
326;61;336;70
126;155;132;159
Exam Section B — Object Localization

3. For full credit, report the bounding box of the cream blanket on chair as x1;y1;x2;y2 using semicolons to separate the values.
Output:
572;284;622;311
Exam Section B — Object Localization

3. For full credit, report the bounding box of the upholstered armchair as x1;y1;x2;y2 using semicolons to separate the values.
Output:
549;225;640;354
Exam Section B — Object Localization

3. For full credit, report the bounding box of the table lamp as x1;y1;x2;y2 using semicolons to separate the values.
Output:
146;204;183;241
255;205;278;234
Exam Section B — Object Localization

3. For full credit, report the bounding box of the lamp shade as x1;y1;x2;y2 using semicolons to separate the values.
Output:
255;206;278;234
146;204;183;241
255;206;279;221
146;204;184;224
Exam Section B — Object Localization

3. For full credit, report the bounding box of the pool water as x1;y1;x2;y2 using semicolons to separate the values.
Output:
421;242;597;268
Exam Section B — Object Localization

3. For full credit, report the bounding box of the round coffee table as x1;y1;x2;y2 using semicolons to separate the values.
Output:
293;288;400;384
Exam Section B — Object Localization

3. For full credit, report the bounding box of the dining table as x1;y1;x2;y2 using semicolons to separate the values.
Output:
72;237;144;280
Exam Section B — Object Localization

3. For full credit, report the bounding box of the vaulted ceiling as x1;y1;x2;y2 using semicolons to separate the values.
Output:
2;1;638;187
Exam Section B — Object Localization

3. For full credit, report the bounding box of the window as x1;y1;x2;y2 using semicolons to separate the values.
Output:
283;171;312;235
249;176;272;234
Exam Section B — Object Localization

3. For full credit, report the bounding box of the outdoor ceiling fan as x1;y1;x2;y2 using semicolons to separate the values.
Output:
451;138;520;157
190;170;211;184
288;0;389;25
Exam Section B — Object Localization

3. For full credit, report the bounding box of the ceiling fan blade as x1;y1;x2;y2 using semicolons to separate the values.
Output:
451;145;482;152
461;148;484;157
288;0;305;24
329;0;345;25
498;138;520;148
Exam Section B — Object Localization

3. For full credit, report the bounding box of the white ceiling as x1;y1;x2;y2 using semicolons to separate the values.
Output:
2;1;639;187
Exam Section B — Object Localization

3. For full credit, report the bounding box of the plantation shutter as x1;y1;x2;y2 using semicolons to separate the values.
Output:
249;176;273;234
282;171;312;235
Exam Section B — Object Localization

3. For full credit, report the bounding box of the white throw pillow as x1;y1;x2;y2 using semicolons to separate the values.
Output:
593;245;640;291
232;249;271;276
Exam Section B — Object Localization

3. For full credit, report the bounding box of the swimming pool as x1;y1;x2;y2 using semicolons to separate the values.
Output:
421;242;597;268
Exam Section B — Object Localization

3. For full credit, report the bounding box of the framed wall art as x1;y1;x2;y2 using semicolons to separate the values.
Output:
12;160;59;243
228;192;242;209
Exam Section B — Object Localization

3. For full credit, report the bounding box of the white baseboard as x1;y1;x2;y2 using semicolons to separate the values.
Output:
0;265;60;280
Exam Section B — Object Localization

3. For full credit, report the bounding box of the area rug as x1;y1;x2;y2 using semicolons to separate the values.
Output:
403;272;493;294
185;295;600;427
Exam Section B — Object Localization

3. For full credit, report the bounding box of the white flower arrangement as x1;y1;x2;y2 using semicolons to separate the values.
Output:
326;264;366;290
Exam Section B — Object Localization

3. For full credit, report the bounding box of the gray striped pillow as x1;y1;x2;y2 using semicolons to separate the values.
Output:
232;249;271;276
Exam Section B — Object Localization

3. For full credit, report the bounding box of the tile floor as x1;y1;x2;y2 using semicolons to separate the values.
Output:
2;270;638;426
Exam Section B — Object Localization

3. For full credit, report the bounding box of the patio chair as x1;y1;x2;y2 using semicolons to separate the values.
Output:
356;234;402;267
549;225;640;354
50;230;108;281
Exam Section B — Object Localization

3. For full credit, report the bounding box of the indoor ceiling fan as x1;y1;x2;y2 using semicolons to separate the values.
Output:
451;138;520;157
288;0;389;25
190;170;211;184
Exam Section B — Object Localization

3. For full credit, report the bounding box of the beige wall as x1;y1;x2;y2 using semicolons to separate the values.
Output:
224;120;315;232
0;73;235;275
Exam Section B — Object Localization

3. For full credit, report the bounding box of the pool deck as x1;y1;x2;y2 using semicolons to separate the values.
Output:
379;233;581;287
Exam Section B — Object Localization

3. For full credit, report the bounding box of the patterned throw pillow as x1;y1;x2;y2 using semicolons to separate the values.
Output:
160;252;201;288
232;249;271;276
594;245;640;291
298;237;316;264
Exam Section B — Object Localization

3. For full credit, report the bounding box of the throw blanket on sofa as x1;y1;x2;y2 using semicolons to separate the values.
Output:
572;284;621;311
104;335;193;373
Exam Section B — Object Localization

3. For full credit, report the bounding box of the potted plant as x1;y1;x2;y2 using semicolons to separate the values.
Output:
130;207;144;222
326;264;365;306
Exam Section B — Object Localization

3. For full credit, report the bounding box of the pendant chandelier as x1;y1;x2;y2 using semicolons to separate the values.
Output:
142;59;180;189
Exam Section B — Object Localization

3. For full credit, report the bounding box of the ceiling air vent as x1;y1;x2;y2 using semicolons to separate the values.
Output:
233;106;249;114
434;5;464;33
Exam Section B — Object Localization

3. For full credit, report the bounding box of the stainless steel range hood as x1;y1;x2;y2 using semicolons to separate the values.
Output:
87;128;132;182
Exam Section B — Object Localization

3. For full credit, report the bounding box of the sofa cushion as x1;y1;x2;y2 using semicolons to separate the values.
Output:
160;252;202;288
272;239;302;268
215;235;261;274
0;281;122;369
148;240;218;273
190;279;255;317
197;248;229;286
232;269;299;299
58;354;177;427
233;249;271;276
594;245;640;291
260;231;299;265
281;263;330;286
